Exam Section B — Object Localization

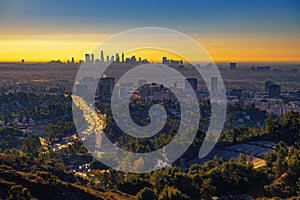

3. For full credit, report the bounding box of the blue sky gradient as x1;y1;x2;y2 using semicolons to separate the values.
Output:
1;0;299;34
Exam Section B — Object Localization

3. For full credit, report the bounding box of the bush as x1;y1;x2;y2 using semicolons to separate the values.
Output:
136;187;156;200
158;186;189;200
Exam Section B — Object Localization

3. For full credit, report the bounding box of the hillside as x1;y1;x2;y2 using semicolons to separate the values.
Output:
0;153;133;200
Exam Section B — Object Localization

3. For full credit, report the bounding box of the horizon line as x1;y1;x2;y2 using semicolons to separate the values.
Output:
0;60;299;65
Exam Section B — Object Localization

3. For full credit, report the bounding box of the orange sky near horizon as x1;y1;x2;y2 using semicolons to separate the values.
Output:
0;33;299;63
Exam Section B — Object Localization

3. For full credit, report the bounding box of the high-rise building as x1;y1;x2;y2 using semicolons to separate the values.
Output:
185;78;198;91
211;77;218;92
91;54;94;63
269;84;281;98
122;52;124;63
85;54;90;63
97;77;115;99
100;51;104;62
264;81;280;97
162;57;168;64
125;58;130;63
131;56;136;63
230;62;236;70
115;53;120;62
265;81;274;93
106;55;109;63
71;57;75;63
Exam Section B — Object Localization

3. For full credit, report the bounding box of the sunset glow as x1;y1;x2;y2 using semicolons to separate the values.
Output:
0;33;299;63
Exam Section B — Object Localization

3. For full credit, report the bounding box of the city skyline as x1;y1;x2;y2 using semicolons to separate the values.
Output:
0;0;299;63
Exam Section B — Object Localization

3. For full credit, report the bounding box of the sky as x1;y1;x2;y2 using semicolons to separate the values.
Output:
0;0;299;62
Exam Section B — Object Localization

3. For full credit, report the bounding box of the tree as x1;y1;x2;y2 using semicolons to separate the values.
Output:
200;178;216;199
274;148;288;178
280;111;300;143
249;153;254;164
239;153;247;164
219;161;256;194
173;173;199;199
21;135;41;156
149;167;182;195
265;116;282;140
9;185;30;200
45;120;75;142
264;152;276;167
117;174;150;195
136;187;156;200
263;145;300;198
158;186;189;200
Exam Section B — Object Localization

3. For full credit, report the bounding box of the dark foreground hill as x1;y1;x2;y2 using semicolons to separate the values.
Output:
0;152;133;200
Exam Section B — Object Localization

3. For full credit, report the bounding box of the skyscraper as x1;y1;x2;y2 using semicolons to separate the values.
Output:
91;54;94;63
162;57;168;64
131;56;136;63
185;78;198;91
230;62;236;70
85;54;90;63
265;81;274;93
122;52;124;63
97;77;115;99
115;53;120;62
100;51;104;62
211;77;218;92
269;84;281;98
